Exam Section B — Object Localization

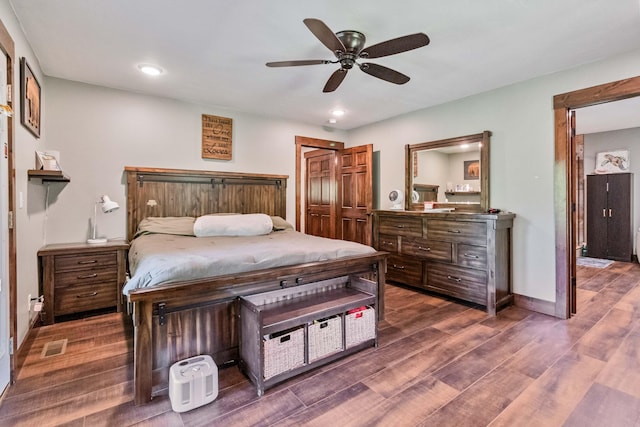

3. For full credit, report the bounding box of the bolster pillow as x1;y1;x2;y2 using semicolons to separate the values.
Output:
194;213;273;237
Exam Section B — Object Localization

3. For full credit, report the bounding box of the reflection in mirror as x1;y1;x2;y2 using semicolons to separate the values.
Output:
405;131;490;211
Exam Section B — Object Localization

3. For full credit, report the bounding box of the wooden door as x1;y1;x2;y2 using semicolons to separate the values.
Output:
586;174;608;259
340;145;373;245
305;150;336;239
606;173;632;261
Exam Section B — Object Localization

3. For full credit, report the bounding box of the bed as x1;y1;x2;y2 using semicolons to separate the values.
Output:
123;166;387;404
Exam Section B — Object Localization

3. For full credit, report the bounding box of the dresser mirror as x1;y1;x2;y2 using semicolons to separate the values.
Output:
405;131;490;211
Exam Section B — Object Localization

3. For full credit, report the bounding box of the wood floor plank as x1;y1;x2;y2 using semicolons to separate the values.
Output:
276;383;385;427
360;375;458;426
562;383;640;427
595;327;640;399
573;307;639;362
362;324;499;398
489;352;605;426
432;314;557;391
420;367;533;427
83;395;173;427
206;388;304;427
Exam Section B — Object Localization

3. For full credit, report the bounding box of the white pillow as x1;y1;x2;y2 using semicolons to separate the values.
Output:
194;213;273;237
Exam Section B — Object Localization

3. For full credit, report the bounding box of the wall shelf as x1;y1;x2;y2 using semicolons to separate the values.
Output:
28;169;70;182
445;191;480;196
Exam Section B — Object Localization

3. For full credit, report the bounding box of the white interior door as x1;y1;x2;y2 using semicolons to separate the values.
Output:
0;50;10;394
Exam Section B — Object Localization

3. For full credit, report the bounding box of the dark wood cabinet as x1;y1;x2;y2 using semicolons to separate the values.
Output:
373;210;514;315
38;241;129;324
586;173;633;261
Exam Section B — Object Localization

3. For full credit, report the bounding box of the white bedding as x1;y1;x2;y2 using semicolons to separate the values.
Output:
124;229;376;294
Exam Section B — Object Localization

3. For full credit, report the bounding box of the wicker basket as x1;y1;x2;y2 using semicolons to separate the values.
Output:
263;327;305;380
345;306;376;348
308;316;343;362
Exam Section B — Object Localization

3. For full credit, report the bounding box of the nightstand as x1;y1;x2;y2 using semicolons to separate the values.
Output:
38;240;129;324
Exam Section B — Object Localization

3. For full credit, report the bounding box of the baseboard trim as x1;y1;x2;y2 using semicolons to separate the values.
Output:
513;293;557;317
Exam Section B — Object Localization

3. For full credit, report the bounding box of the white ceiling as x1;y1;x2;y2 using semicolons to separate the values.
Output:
9;0;640;131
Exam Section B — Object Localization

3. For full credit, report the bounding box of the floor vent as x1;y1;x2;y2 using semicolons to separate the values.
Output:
41;339;68;358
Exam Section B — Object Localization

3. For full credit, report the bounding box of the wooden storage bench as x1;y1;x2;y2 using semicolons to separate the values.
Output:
238;275;377;396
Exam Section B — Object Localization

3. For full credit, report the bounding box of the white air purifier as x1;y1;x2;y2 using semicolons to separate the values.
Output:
169;355;218;412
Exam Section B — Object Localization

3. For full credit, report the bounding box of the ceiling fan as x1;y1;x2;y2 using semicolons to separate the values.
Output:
266;18;430;93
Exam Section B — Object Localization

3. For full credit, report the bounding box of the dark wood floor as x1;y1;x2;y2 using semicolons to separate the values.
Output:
2;261;640;426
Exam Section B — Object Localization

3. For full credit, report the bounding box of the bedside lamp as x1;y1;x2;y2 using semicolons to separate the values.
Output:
87;195;119;244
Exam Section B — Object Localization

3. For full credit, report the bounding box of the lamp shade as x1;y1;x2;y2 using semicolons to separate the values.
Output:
100;195;119;213
87;194;120;244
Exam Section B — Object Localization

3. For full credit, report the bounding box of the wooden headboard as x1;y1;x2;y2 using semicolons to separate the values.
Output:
124;166;288;241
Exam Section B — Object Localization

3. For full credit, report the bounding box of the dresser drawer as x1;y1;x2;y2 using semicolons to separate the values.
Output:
378;215;423;237
377;234;398;253
402;238;452;262
54;252;117;272
54;281;117;315
426;220;486;246
425;263;487;304
54;268;117;289
387;254;423;287
456;244;488;269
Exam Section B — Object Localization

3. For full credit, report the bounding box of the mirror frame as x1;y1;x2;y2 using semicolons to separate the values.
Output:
405;131;491;211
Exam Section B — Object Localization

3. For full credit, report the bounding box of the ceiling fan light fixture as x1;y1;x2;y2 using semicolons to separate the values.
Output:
331;109;345;117
328;118;338;124
138;64;164;76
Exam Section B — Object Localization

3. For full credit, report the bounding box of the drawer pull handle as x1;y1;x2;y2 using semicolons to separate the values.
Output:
395;225;405;228
77;292;98;298
447;275;462;283
418;246;431;251
463;253;480;259
392;264;406;270
77;273;98;279
382;242;394;246
448;230;461;234
78;260;98;265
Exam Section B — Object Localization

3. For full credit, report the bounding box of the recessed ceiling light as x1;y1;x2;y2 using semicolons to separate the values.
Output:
331;109;345;117
138;64;163;76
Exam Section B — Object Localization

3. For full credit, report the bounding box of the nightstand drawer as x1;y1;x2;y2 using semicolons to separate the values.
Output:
54;252;117;272
54;282;116;315
54;268;117;289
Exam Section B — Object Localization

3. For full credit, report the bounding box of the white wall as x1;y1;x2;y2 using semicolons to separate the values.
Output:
0;0;49;347
41;78;347;244
348;48;640;302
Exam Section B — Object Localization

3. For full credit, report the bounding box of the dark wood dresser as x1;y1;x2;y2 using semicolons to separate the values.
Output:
373;210;514;315
38;240;129;324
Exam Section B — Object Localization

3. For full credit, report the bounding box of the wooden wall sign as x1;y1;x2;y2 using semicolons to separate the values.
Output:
202;114;232;160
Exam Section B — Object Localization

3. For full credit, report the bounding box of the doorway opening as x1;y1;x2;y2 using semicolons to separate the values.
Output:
554;75;640;318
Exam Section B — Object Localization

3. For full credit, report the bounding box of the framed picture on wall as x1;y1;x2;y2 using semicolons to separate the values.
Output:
20;58;41;138
464;160;480;180
595;149;629;174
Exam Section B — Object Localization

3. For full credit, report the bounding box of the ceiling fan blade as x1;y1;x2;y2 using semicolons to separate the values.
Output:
359;63;410;85
303;18;346;54
361;33;429;59
323;68;348;93
266;60;328;67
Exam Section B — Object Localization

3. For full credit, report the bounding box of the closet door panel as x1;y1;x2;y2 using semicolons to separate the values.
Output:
606;173;632;261
586;174;608;259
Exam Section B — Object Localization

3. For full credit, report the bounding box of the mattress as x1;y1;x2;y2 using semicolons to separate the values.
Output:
124;229;376;294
